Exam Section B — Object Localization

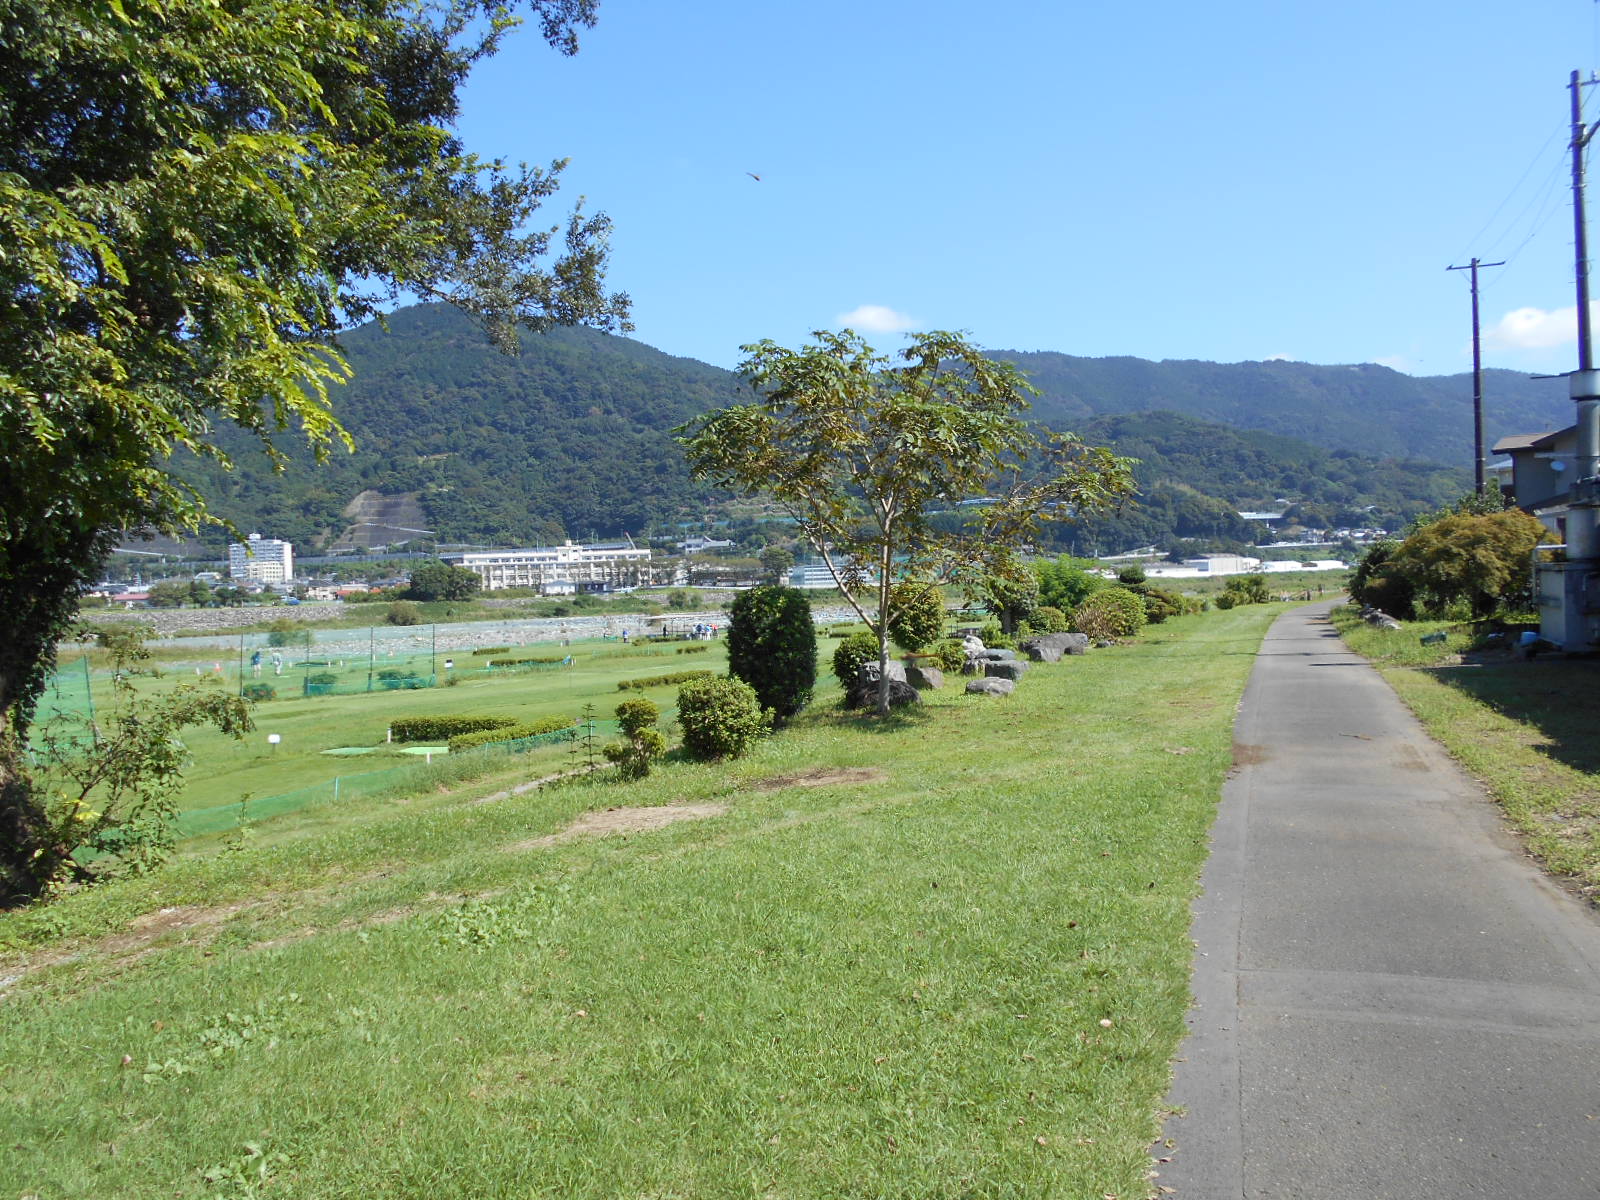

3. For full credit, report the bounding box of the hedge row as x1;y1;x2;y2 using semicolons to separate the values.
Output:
487;654;570;667
390;715;517;742
447;714;574;753
617;669;717;692
676;644;709;655
470;646;512;657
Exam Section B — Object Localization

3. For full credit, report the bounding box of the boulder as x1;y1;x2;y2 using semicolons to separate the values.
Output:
977;647;1017;661
906;664;945;691
984;659;1028;682
847;661;919;708
965;677;1015;697
1019;632;1089;662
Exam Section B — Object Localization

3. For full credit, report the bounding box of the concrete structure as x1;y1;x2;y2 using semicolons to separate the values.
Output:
442;539;650;593
679;535;735;554
228;533;294;584
1182;554;1261;574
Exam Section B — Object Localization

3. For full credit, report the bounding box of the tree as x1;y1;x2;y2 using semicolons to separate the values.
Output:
726;585;817;725
0;0;628;904
973;567;1039;635
602;698;666;780
678;330;1135;714
886;582;946;652
1386;509;1548;618
758;544;796;585
1035;555;1107;613
405;559;482;602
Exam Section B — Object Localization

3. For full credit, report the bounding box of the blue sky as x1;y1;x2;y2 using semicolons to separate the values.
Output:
454;0;1600;378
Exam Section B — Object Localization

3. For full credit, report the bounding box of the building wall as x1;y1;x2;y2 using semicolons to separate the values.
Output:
229;534;294;584
443;541;651;591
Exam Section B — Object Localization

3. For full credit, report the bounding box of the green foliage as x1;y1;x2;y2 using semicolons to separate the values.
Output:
678;328;1134;715
1349;539;1416;618
726;585;817;724
617;670;717;692
0;0;628;903
446;715;574;753
977;622;1016;650
1032;605;1070;634
1116;565;1147;585
886;583;946;652
264;618;301;648
6;631;253;894
241;683;277;703
676;676;771;761
602;698;666;779
470;646;513;657
1139;585;1184;624
1386;509;1549;618
831;632;881;691
758;544;796;584
390;716;518;743
1070;587;1147;641
384;601;422;627
405;560;483;603
1035;555;1108;613
932;639;968;672
1213;575;1271;610
974;566;1040;634
487;655;570;667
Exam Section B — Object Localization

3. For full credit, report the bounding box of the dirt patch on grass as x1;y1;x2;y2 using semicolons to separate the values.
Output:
509;803;729;851
753;766;887;792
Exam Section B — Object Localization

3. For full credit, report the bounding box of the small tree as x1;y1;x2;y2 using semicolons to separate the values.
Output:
973;565;1040;635
385;601;422;627
886;582;945;652
406;560;482;603
1036;555;1107;613
677;676;771;761
678;330;1134;715
1386;509;1548;618
603;698;666;780
758;545;796;585
726;585;817;725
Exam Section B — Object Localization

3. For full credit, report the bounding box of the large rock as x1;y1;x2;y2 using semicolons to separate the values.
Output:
847;660;919;708
984;659;1028;682
965;677;1015;697
1019;632;1089;662
906;664;944;691
977;647;1017;662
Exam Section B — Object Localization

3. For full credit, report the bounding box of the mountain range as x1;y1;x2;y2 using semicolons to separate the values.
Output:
171;303;1573;555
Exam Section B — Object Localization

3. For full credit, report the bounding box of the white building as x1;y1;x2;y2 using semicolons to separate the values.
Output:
229;533;294;584
442;539;650;593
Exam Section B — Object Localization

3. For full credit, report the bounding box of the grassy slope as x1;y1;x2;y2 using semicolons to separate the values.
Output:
0;605;1281;1200
1332;607;1600;905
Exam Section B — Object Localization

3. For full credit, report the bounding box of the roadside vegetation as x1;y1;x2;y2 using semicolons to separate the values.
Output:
1;603;1285;1199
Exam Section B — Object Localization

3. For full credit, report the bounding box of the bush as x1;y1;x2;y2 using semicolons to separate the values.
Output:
602;698;667;779
677;676;771;761
241;682;276;702
487;654;568;667
447;714;574;753
1070;587;1147;640
726;585;817;725
831;631;880;691
385;600;421;626
886;582;946;652
1031;605;1069;633
470;646;512;657
1140;585;1184;624
1215;574;1271;610
306;671;338;687
977;622;1015;650
676;644;709;655
265;617;300;647
1035;555;1107;612
932;638;967;672
617;669;716;692
391;715;518;742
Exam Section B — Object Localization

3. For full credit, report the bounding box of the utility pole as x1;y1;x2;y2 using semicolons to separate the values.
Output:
1574;69;1597;376
1447;257;1504;493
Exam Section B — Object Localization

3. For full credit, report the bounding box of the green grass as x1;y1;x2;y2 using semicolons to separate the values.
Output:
0;604;1284;1199
1332;605;1600;905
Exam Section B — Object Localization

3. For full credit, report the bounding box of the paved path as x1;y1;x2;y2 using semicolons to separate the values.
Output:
1161;601;1600;1199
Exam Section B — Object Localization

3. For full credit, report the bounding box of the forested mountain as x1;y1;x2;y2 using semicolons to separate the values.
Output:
176;304;1514;555
1001;350;1569;465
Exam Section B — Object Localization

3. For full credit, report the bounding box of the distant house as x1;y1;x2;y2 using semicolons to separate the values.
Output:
679;535;735;554
1491;428;1575;535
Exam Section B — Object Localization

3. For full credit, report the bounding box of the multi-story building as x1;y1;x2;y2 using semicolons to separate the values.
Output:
229;532;294;584
442;539;651;593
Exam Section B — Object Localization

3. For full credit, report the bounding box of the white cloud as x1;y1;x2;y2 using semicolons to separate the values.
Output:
1484;302;1600;351
1374;355;1412;373
1263;352;1293;362
834;304;917;334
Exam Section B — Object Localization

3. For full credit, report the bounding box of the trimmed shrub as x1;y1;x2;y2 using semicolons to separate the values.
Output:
977;622;1015;650
391;715;518;742
676;644;709;655
727;585;817;725
602;698;667;779
241;682;276;702
470;646;513;657
448;714;573;753
677;676;771;761
1070;587;1147;640
617;669;716;692
831;631;880;691
1140;585;1184;624
385;600;421;626
886;582;945;652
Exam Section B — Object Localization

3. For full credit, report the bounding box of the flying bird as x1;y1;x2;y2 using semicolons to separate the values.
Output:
746;172;761;181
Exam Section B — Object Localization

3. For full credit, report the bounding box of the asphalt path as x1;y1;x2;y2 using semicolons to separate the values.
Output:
1160;600;1600;1199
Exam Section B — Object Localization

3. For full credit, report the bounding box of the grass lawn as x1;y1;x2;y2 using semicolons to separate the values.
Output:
1;604;1283;1199
1332;606;1600;905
